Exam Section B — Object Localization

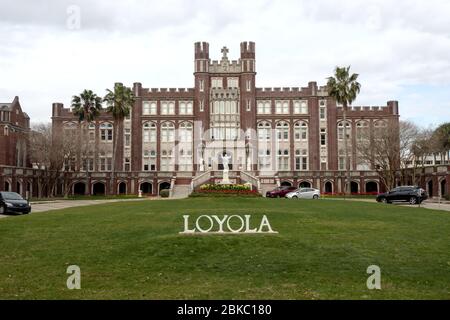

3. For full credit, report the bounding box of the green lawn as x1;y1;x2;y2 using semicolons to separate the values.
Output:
0;198;449;299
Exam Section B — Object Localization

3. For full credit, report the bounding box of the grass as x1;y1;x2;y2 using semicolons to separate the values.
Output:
0;198;449;299
30;194;142;202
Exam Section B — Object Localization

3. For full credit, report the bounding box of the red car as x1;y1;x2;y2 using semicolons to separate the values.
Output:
266;186;297;198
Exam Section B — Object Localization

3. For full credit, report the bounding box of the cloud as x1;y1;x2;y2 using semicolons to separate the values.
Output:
0;0;449;127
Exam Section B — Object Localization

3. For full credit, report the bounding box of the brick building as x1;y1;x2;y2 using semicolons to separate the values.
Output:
50;41;402;197
0;96;31;194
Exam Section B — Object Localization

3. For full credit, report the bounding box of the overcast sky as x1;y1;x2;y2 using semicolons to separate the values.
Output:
1;0;449;127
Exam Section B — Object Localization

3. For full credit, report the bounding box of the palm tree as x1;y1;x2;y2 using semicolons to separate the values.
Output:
72;90;103;123
327;66;361;195
71;90;103;196
103;83;135;194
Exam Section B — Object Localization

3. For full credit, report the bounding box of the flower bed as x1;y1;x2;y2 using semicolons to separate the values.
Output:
199;183;252;191
191;183;261;197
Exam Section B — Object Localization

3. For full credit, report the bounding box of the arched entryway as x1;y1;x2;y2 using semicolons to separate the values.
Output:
159;181;171;194
140;182;152;194
4;181;10;191
365;181;378;193
299;181;311;188
16;181;22;195
441;179;447;197
427;180;433;198
281;181;292;187
118;182;127;195
92;182;106;196
350;181;359;194
73;182;86;195
324;181;333;193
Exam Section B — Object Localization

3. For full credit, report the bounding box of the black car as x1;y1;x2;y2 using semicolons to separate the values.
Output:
376;186;427;205
0;192;31;214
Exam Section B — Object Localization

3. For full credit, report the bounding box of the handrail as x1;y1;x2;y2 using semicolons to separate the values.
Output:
190;170;211;192
240;170;260;191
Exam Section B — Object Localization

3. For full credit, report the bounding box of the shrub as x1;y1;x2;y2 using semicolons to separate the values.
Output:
159;189;170;198
199;183;252;191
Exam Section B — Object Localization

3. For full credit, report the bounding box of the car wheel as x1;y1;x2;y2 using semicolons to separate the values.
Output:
409;197;417;205
313;195;319;199
380;197;387;203
292;195;298;199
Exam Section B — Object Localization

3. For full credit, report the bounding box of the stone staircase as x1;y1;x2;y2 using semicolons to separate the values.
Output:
260;183;278;197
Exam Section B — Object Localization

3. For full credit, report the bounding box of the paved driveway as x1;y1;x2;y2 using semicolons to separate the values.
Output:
0;198;147;218
322;198;450;212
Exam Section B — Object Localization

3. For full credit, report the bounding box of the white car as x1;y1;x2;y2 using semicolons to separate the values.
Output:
286;188;320;199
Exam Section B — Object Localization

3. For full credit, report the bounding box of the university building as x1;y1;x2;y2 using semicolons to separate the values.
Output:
48;41;403;197
52;42;399;198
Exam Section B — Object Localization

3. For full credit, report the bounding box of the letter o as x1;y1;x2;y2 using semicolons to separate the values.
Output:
226;215;245;233
196;215;214;233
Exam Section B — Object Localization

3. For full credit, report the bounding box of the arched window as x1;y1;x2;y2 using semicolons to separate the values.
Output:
179;122;193;142
100;122;113;141
294;121;308;141
161;122;175;142
143;121;157;143
356;121;369;140
257;121;271;140
276;121;289;141
337;121;351;140
88;123;95;141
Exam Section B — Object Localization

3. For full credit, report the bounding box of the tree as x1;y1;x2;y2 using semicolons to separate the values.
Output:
71;90;103;123
71;90;103;193
398;121;419;185
432;122;450;163
327;66;361;195
28;123;80;198
103;83;135;194
356;119;406;191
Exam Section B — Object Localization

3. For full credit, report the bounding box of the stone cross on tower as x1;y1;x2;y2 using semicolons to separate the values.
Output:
221;46;229;59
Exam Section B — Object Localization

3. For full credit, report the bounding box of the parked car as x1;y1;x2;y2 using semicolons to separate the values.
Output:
0;192;31;215
286;188;321;199
266;186;297;198
376;186;427;205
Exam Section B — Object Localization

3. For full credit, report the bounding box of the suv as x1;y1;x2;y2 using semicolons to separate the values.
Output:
266;186;297;198
376;186;427;205
0;191;31;215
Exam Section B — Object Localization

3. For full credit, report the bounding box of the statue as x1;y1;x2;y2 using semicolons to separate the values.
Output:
220;153;231;184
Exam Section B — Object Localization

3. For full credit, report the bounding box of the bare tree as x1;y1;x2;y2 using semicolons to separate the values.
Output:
356;119;400;191
398;121;420;185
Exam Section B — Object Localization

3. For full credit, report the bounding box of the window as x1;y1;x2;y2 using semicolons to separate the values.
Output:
258;121;271;141
99;153;112;171
199;100;204;112
258;149;271;170
338;121;351;140
275;100;289;114
100;123;113;141
320;128;327;146
124;128;131;147
356;121;369;140
293;100;308;114
276;121;289;141
160;149;174;171
161;122;175;142
246;100;251;111
199;79;204;92
257;101;271;114
227;77;239;88
161;101;175;115
179;101;193;115
143;150;157;171
88;123;95;142
143;101;157;115
143;122;157;142
319;100;326;119
246;80;251;91
124;157;131;171
179;122;193;142
295;149;308;170
294;121;308;141
211;77;223;88
277;149;289;170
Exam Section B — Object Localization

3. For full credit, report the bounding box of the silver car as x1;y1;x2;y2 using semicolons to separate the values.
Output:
286;188;320;199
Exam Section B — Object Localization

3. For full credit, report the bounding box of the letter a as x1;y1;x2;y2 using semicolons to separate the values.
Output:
366;265;381;290
258;215;275;233
66;265;81;289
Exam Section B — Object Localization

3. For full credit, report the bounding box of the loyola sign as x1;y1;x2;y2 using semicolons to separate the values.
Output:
180;214;278;234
